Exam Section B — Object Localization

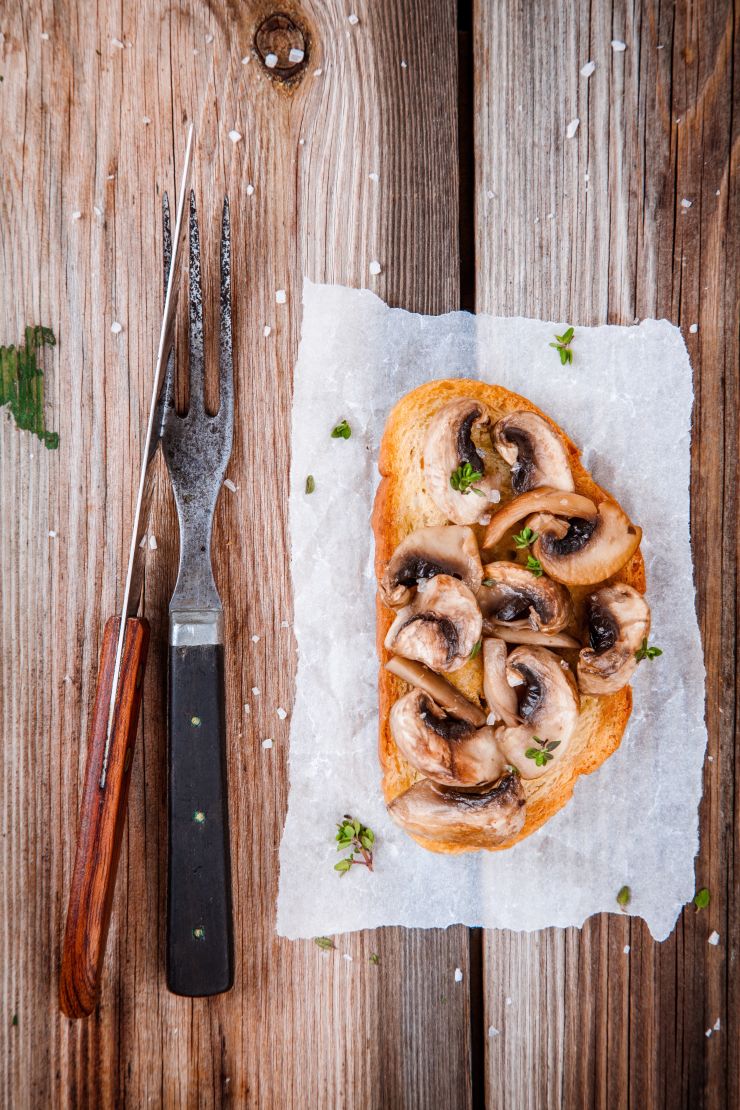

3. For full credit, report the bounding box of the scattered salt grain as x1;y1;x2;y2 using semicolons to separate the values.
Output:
94;206;103;217
689;324;698;334
252;687;260;696
41;31;50;40
223;478;238;492
478;513;491;525
139;535;148;549
343;952;353;961
584;173;590;182
488;489;501;503
251;634;260;643
714;1018;721;1031
111;38;124;49
229;130;242;144
277;707;288;720
611;40;627;52
505;997;513;1006
348;13;359;24
148;534;157;550
454;968;463;982
71;211;82;220
486;190;494;200
486;713;497;726
265;52;278;68
313;67;323;76
205;33;214;44
276;289;287;304
705;1028;713;1038
369;260;381;276
566;118;580;139
547;212;555;219
400;59;407;68
281;620;290;628
624;944;630;954
368;172;379;182
142;116;151;125
262;738;273;749
488;1026;500;1037
241;56;250;64
708;755;714;762
288;47;304;63
243;704;251;714
299;139;305;146
580;60;596;77
246;184;255;196
111;321;122;334
263;325;271;337
681;198;692;210
708;931;720;946
48;530;57;538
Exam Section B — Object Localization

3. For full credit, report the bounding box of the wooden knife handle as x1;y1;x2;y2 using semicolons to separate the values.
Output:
59;615;150;1019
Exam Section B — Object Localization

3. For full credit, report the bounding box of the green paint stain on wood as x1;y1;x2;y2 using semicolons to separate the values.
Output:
0;325;59;448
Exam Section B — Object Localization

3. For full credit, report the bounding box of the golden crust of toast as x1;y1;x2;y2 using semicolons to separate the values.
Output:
372;379;645;853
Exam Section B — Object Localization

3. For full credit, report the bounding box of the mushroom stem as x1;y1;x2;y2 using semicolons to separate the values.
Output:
482;488;597;551
385;655;487;727
482;623;581;649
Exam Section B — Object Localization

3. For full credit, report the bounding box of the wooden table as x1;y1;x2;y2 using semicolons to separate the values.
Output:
1;1;736;1106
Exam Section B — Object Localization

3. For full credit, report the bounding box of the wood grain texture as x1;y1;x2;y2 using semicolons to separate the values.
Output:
60;616;150;1019
474;1;737;1107
0;1;471;1107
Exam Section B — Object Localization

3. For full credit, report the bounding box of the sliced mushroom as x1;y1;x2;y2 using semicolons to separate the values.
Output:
479;561;572;633
385;656;487;727
482;623;580;649
482;488;597;551
380;525;483;608
384;574;482;672
577;584;651;695
495;645;580;779
390;689;507;787
423;399;500;525
482;638;520;726
493;410;574;493
388;774;526;847
527;500;642;586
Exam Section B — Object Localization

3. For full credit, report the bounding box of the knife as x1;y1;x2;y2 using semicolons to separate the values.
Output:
59;126;194;1019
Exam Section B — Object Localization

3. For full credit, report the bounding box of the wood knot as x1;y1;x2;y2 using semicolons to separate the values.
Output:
254;13;308;81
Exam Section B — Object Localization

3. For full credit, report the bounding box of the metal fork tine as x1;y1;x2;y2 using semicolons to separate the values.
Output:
188;189;205;411
153;194;176;446
218;197;233;420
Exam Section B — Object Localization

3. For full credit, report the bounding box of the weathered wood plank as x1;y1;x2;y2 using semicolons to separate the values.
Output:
474;0;737;1107
0;2;472;1106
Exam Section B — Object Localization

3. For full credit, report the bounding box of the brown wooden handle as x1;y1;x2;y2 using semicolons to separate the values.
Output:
59;615;150;1019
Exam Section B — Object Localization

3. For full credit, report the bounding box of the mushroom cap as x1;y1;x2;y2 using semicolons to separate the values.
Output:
481;488;597;552
493;410;574;493
390;688;507;787
388;774;526;846
528;500;642;586
479;560;573;633
384;574;482;672
422;398;500;525
577;583;651;694
380;525;483;608
482;637;520;726
385;655;487;727
495;644;580;779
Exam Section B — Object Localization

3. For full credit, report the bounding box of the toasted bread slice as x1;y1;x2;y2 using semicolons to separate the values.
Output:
372;379;645;853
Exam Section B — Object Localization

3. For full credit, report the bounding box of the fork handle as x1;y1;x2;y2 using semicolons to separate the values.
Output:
166;642;234;996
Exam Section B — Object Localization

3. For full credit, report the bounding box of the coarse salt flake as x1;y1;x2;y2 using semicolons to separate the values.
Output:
41;31;50;40
263;325;271;337
689;324;698;334
708;931;720;946
252;686;260;696
505;996;512;1005
111;321;123;334
611;39;627;51
624;944;630;954
705;1028;713;1038
251;634;260;642
581;60;596;77
313;67;323;76
264;52;278;68
343;952;353;961
262;738;273;749
241;56;250;64
488;1026;500;1037
94;206;103;217
288;47;304;63
348;13;359;24
369;260;381;276
566;118;580;139
681;198;692;208
276;289;287;304
400;59;407;68
478;513;491;525
142;116;151;125
369;172;379;182
277;707;287;720
714;1018;721;1030
229;130;242;144
488;489;501;503
243;703;251;714
111;38;124;49
148;534;157;550
71;211;82;220
246;184;255;196
223;478;238;492
205;33;214;44
48;530;57;538
454;968;463;982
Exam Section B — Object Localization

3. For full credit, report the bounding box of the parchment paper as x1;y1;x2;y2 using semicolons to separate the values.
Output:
276;278;707;942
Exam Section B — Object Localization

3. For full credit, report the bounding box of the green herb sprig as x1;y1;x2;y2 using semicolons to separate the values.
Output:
331;419;352;439
305;474;316;494
1;325;59;448
693;888;710;911
524;735;560;767
526;555;543;577
616;885;631;910
513;527;538;549
314;936;336;950
549;326;575;365
635;638;663;662
469;639;482;660
334;815;375;875
450;462;485;496
369;953;380;965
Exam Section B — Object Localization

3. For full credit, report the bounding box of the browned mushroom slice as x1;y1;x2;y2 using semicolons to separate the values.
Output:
423;399;500;525
481;488;597;551
385;656;487;727
379;525;483;608
493;410;574;493
527;500;642;586
495;645;580;779
388;774;526;847
482;623;580;649
384;574;482;673
390;689;507;787
482;638;520;726
577;584;651;695
479;560;572;633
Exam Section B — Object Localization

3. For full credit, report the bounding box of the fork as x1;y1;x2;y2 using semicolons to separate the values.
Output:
160;192;234;997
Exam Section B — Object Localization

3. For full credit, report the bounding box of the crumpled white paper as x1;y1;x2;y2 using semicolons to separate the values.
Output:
276;278;707;942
